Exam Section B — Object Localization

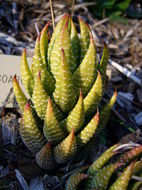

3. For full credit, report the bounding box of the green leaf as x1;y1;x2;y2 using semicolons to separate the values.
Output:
88;144;119;176
60;90;85;133
66;172;88;190
73;35;97;96
109;162;135;190
20;103;45;154
78;16;90;62
54;130;77;164
32;71;64;121
12;76;28;112
116;0;131;11
88;163;121;190
77;112;99;148
99;91;117;131
21;49;34;97
43;98;66;144
32;36;55;95
84;71;103;117
36;143;56;170
53;49;77;112
98;43;109;86
40;22;50;67
70;17;80;66
48;13;69;65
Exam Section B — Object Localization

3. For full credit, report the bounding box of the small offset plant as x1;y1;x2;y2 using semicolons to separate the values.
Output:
66;144;142;190
13;14;117;170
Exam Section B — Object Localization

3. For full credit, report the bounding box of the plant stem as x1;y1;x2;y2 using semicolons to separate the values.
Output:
71;0;75;16
49;0;55;30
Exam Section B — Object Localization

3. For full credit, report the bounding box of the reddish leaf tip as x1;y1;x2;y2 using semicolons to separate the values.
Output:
13;75;19;85
103;41;108;48
25;102;31;111
70;129;75;142
13;75;17;82
23;48;26;53
94;111;100;123
47;97;52;112
79;89;83;99
46;143;51;149
37;34;40;42
97;70;101;77
113;90;117;98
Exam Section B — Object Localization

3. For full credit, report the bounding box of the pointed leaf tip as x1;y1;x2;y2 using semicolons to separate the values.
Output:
25;102;31;110
13;75;17;82
37;34;40;41
103;41;108;48
71;129;75;142
46;142;51;149
114;90;117;97
94;111;100;123
79;89;83;98
23;48;26;53
47;97;52;113
43;21;51;30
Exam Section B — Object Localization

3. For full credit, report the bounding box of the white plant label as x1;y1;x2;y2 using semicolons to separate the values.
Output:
0;54;32;107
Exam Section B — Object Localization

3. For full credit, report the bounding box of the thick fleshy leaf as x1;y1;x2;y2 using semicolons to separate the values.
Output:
66;172;88;190
43;98;66;144
88;163;121;190
118;145;142;166
12;76;28;112
133;159;142;175
48;13;69;63
53;49;77;112
32;72;48;119
32;36;55;95
78;16;90;62
48;14;70;78
60;21;77;73
32;72;64;120
109;162;135;190
84;71;103;117
73;35;97;96
60;90;85;133
98;43;109;85
54;130;77;164
77;112;99;148
69;17;80;65
40;22;50;66
99;91;117;131
20;103;45;154
21;49;34;96
88;144;119;176
36;143;56;170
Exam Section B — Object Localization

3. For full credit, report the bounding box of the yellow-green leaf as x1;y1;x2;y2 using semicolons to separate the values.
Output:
12;76;28;112
43;98;66;144
73;35;97;96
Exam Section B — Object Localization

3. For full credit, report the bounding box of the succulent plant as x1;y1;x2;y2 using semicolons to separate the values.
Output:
66;144;142;190
13;14;117;170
